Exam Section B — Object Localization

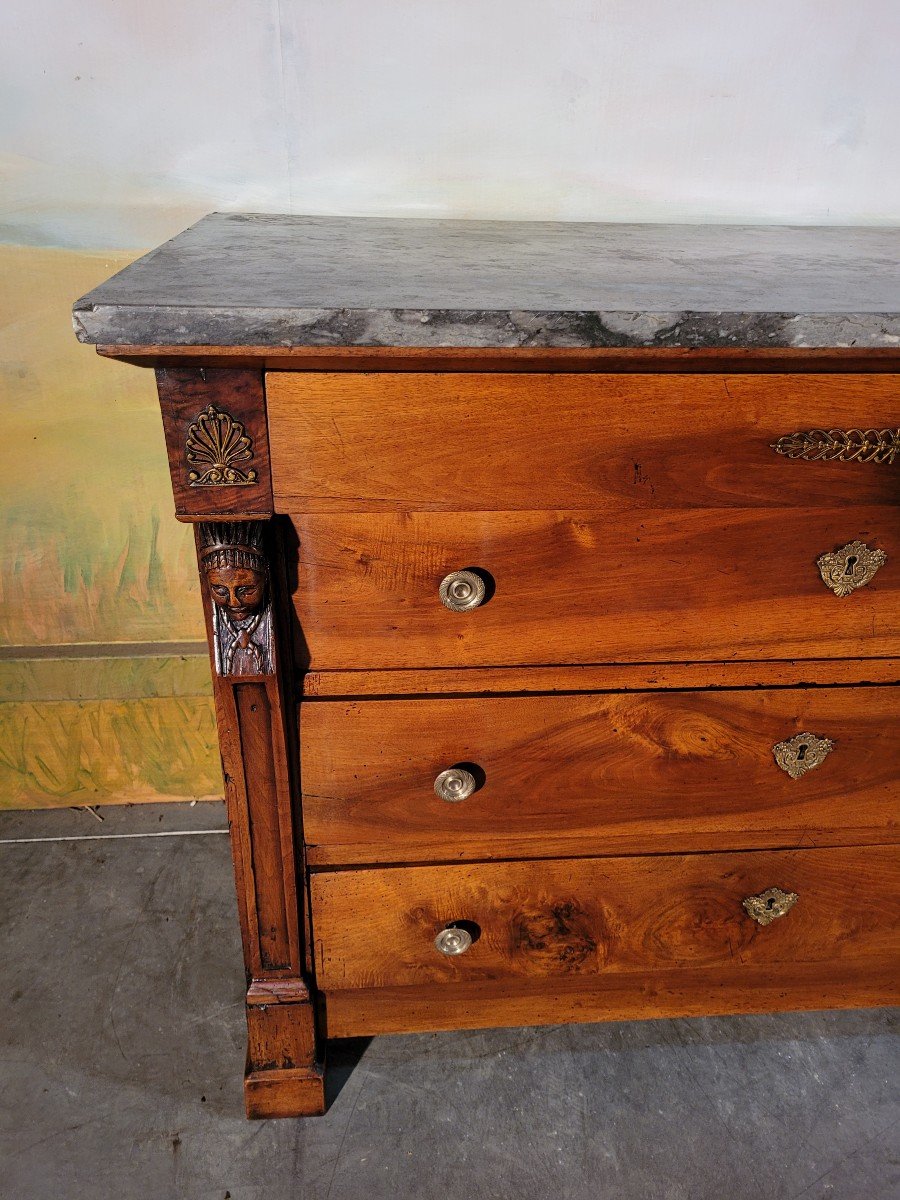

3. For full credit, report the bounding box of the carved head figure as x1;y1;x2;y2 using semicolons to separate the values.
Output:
199;522;268;622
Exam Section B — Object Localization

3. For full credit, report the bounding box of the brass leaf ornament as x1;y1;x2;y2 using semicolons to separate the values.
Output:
771;428;899;464
186;404;258;486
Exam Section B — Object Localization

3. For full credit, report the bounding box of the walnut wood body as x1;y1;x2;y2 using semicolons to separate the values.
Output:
301;686;900;865
129;352;900;1118
289;507;898;668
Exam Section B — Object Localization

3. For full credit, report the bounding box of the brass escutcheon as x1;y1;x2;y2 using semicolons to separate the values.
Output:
817;540;886;597
743;887;799;926
772;732;835;779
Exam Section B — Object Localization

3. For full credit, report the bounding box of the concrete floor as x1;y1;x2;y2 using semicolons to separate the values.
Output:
1;802;897;1200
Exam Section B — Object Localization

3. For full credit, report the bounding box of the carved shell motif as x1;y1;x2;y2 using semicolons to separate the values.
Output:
186;404;258;486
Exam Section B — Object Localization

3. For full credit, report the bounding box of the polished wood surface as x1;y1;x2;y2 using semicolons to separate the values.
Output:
302;657;900;696
310;844;898;991
301;686;900;864
289;507;899;668
269;373;900;512
325;964;900;1038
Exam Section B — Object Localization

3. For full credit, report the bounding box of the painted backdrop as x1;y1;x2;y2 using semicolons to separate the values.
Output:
2;1;897;806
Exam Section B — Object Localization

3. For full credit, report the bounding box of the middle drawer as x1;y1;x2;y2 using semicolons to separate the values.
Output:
301;686;899;864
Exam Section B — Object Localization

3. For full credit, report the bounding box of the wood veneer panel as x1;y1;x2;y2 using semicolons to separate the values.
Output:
310;845;899;992
324;965;899;1038
302;657;900;696
268;373;900;512
289;507;899;668
300;687;900;863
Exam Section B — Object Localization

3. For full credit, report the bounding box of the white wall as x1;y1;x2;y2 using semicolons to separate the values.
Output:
2;0;898;248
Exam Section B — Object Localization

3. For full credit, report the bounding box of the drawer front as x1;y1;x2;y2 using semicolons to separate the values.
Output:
310;844;899;991
301;686;900;863
291;507;898;668
267;372;900;512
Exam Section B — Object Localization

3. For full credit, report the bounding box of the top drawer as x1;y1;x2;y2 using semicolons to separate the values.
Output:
266;373;899;512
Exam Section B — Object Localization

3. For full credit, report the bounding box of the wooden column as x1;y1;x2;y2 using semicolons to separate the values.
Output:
157;368;324;1118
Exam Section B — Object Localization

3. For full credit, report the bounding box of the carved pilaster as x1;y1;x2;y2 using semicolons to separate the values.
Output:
194;517;324;1117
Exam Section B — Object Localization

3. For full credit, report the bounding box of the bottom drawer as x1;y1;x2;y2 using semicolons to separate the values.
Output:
310;844;898;993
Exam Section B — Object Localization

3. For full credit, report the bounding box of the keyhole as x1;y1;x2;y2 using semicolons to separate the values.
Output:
766;897;776;910
844;555;858;576
796;743;808;761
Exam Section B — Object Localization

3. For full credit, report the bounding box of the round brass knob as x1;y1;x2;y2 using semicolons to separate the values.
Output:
439;570;486;612
434;925;473;956
434;766;477;802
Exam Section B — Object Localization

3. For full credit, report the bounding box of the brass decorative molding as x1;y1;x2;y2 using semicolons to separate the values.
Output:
771;428;899;464
186;403;259;486
199;522;273;677
772;732;835;779
817;540;887;597
743;887;798;926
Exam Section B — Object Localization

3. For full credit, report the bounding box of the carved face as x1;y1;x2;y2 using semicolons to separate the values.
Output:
207;565;266;621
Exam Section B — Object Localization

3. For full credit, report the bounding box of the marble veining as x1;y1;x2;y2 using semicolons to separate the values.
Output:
72;214;900;349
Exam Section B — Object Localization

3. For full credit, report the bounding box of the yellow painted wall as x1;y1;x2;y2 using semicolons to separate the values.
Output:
1;245;220;807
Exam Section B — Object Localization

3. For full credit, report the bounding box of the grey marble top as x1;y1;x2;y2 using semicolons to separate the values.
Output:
72;213;900;350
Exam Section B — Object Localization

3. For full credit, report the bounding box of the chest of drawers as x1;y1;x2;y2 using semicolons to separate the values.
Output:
74;215;900;1117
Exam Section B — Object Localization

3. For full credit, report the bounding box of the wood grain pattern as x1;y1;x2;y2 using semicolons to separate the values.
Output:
234;684;291;968
268;373;900;512
324;964;899;1038
289;507;899;668
310;845;899;992
300;686;900;864
244;1068;327;1120
156;368;273;520
301;657;900;696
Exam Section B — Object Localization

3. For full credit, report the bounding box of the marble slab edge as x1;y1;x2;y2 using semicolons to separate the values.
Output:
72;305;900;350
